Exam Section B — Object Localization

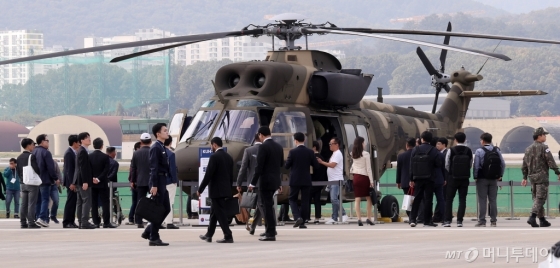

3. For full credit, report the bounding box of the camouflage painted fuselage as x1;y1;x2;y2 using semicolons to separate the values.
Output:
174;50;481;203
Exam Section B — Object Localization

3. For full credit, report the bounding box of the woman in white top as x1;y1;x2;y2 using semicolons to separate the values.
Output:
350;136;374;226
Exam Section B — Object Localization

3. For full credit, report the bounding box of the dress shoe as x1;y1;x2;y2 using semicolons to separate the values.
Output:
299;225;307;229
199;235;212;242
93;224;100;228
259;236;276;241
28;223;41;229
249;229;255;235
149;239;169;246
293;218;304;228
358;220;363;226
63;224;78;229
259;231;277;236
167;224;179;229
70;223;79;228
50;216;60;224
6;212;9;218
366;219;375;226
21;224;28;229
79;223;96;229
103;223;118;228
216;238;234;243
141;232;150;240
14;214;19;219
137;223;144;228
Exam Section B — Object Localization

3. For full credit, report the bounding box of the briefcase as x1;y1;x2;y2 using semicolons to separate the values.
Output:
224;196;240;217
135;197;166;223
239;191;258;209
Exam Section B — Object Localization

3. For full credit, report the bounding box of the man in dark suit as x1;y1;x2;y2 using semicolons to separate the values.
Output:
285;132;318;229
249;126;284;241
432;137;449;223
126;142;141;225
198;137;234;243
89;138;116;228
141;123;171;246
62;135;80;228
237;133;263;235
131;133;152;228
74;132;96;229
106;146;119;184
396;138;416;218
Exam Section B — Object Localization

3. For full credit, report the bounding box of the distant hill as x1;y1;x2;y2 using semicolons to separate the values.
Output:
0;0;507;47
474;0;560;14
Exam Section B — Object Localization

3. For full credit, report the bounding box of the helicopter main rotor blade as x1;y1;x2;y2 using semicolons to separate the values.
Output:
110;40;207;63
326;27;560;46
416;47;440;77
303;28;511;61
0;30;262;66
440;22;452;73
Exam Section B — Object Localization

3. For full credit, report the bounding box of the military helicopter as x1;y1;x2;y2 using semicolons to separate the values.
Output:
1;13;556;222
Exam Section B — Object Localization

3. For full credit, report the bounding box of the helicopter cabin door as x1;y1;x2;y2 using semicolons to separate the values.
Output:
268;107;314;150
268;107;314;186
168;109;190;149
340;115;376;186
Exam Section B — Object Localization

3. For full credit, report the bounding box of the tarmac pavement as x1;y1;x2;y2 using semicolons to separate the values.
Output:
0;217;558;267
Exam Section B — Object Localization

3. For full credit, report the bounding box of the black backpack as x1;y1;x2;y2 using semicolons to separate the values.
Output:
482;147;502;179
450;147;471;180
412;146;434;180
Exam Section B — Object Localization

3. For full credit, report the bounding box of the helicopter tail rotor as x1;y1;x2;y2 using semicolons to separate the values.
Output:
416;22;453;114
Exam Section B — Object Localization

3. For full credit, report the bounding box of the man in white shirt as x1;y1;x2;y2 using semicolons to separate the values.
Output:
317;137;348;224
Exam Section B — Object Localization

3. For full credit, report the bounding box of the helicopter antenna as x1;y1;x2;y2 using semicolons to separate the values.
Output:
477;40;502;74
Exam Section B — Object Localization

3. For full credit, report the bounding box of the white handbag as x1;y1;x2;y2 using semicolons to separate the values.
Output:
401;187;414;211
23;154;42;186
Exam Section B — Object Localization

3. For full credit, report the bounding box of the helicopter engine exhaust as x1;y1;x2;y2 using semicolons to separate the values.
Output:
308;70;372;106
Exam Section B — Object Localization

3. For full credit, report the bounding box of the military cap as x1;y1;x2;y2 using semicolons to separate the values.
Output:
534;127;549;136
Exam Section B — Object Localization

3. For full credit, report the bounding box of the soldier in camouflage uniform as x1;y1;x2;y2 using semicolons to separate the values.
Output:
521;127;560;227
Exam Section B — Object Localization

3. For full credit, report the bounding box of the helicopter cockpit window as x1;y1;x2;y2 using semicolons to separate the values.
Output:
201;100;216;108
213;110;258;143
271;111;308;148
180;110;220;142
237;100;269;107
